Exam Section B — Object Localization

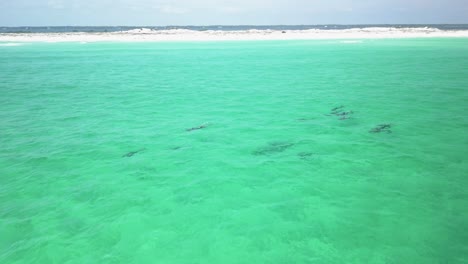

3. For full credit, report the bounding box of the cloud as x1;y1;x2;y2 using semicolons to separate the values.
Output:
47;0;65;9
159;5;190;14
219;7;243;14
1;0;468;26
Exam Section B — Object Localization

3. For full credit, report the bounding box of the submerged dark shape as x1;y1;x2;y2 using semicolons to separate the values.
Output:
298;152;314;159
336;111;353;116
186;125;207;132
331;105;344;113
328;106;354;120
335;111;354;120
122;148;146;158
369;124;392;133
253;142;295;156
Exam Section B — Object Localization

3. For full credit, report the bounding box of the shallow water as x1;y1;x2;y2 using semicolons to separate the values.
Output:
1;39;468;263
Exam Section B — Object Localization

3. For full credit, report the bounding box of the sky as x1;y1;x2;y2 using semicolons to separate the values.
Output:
0;0;467;26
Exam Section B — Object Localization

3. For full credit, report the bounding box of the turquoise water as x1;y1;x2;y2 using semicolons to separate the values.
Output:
1;39;468;263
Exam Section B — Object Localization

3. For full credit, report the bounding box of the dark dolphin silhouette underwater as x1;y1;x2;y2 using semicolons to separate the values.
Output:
298;152;314;159
370;124;392;133
122;148;146;158
253;142;295;155
331;105;344;114
186;125;207;132
326;106;354;120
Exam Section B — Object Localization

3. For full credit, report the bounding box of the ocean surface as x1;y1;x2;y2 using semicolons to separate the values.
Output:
2;24;468;33
1;39;468;263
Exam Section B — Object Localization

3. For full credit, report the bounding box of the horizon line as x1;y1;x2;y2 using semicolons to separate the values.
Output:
2;23;468;27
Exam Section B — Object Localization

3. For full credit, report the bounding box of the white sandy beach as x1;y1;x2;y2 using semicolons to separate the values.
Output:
1;27;468;42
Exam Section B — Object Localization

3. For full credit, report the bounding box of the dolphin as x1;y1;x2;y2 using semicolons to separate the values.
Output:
186;125;207;132
369;124;392;133
336;111;353;116
122;148;146;158
331;105;344;112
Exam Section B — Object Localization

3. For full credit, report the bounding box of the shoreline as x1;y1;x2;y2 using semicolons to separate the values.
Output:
1;28;468;42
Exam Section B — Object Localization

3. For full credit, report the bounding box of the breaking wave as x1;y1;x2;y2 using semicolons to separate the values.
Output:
0;43;24;46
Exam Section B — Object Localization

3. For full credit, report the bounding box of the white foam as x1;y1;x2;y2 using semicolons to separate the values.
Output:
121;28;156;34
0;43;24;46
1;27;467;42
340;40;363;44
